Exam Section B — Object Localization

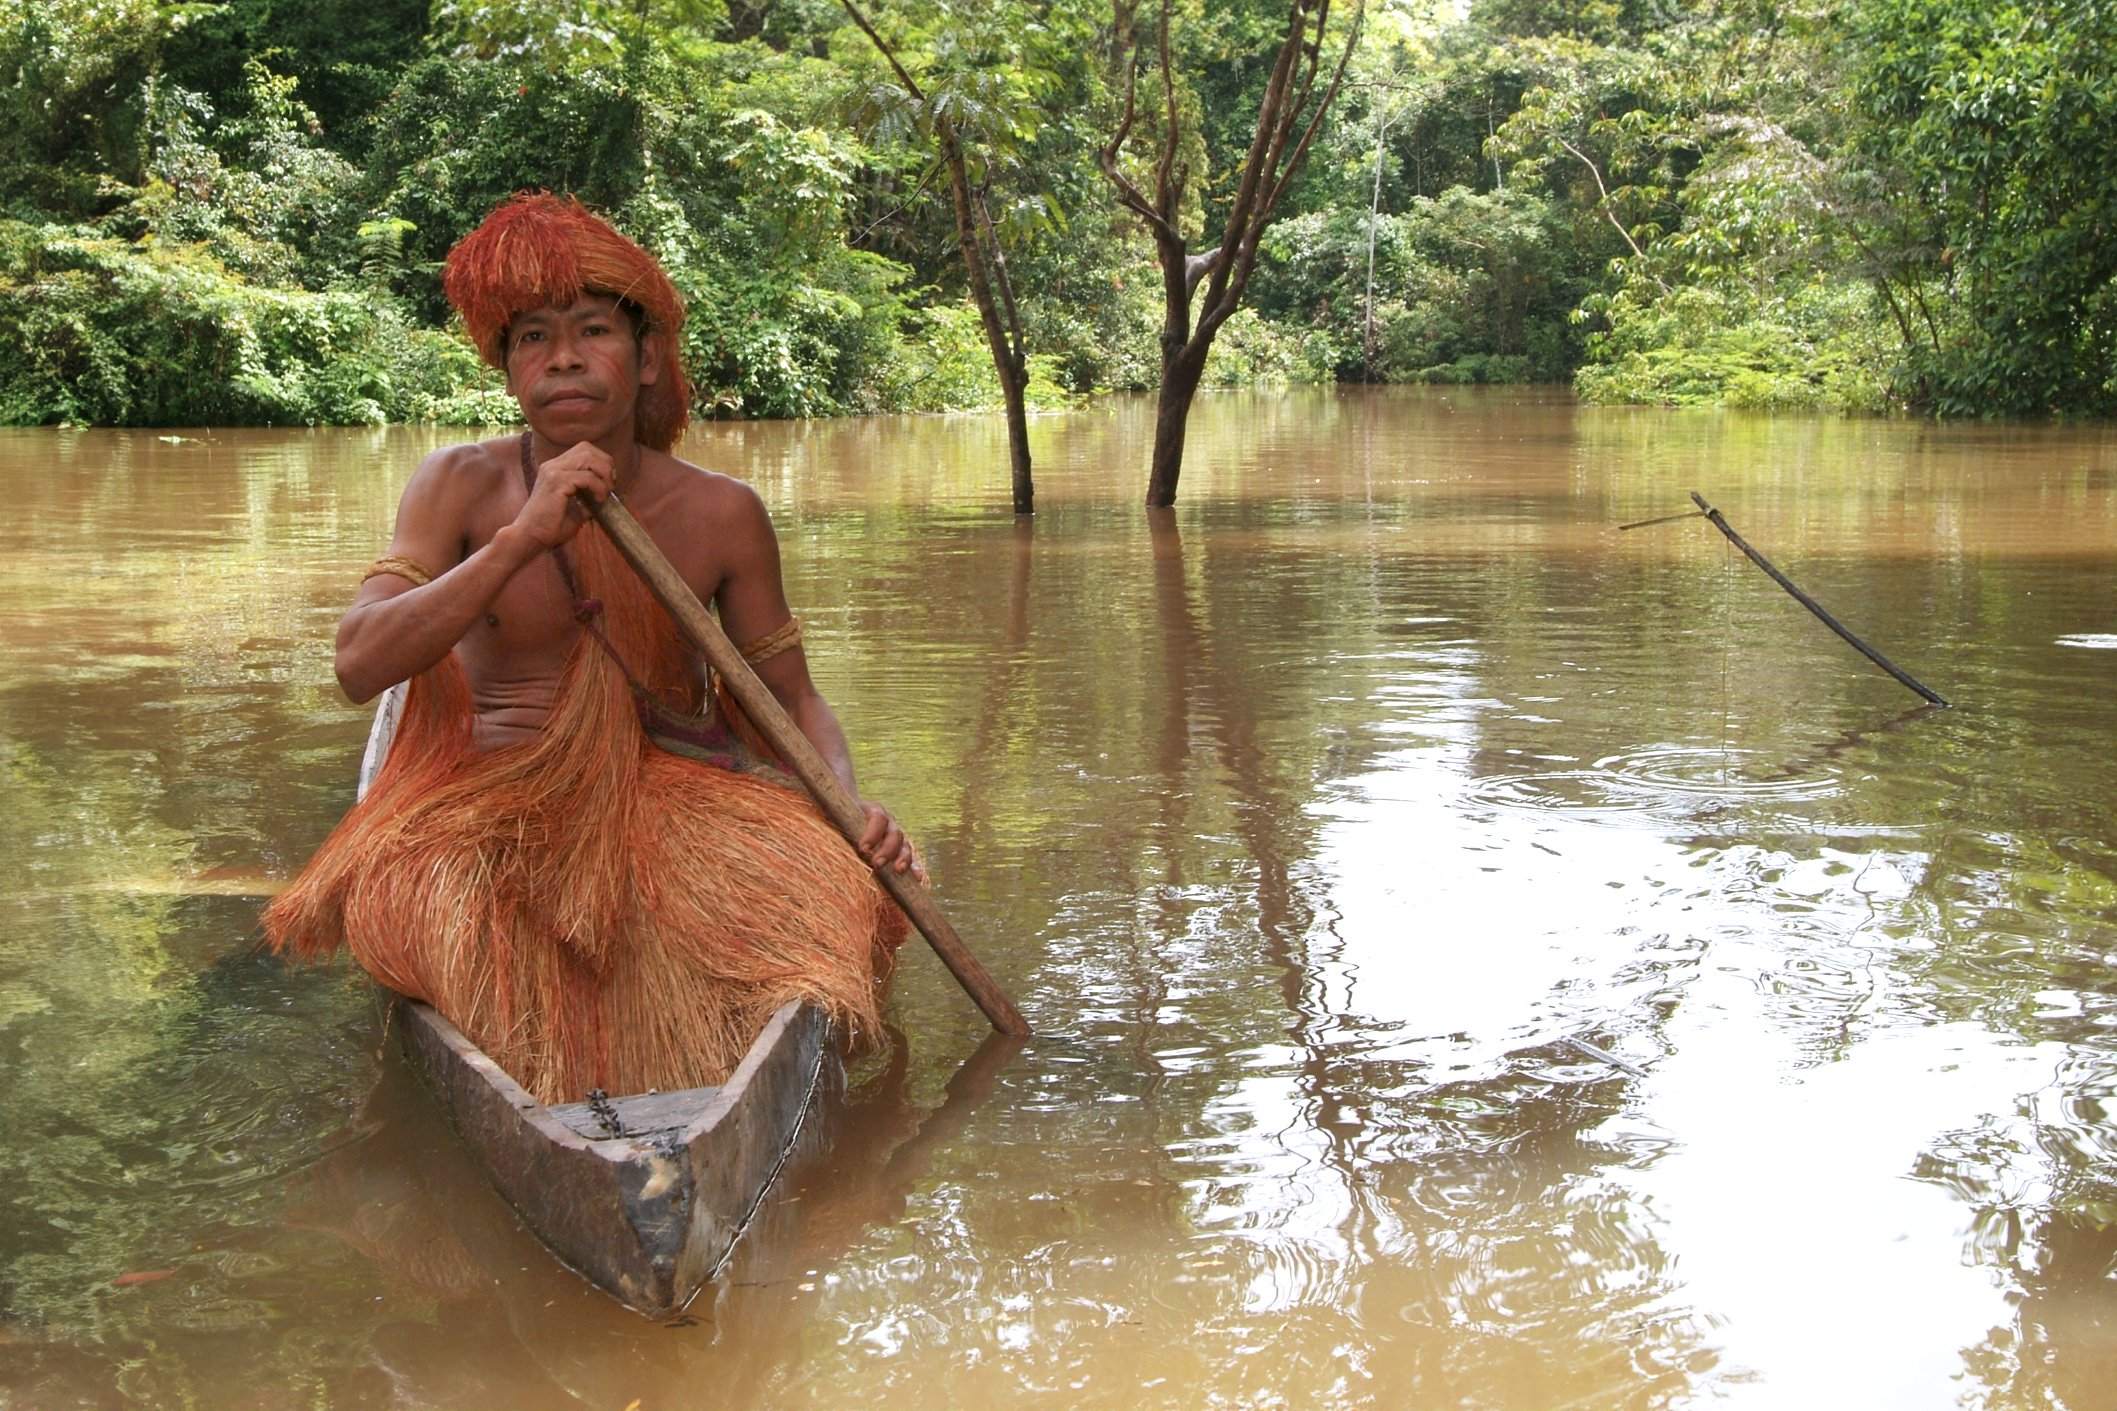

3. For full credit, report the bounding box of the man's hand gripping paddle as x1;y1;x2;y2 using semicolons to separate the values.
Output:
583;490;1031;1038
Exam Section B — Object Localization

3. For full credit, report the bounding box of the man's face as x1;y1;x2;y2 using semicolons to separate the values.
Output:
504;294;661;444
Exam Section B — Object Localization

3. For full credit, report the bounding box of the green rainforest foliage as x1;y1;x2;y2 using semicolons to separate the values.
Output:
2;0;2111;426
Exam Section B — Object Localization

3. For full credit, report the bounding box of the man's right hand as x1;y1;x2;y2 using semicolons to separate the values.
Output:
336;439;622;703
515;441;618;551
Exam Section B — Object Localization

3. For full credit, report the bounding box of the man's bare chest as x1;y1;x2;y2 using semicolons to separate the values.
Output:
470;550;582;662
447;444;734;665
455;516;720;672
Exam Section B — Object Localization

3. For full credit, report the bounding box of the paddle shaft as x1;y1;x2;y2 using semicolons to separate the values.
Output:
582;492;1031;1037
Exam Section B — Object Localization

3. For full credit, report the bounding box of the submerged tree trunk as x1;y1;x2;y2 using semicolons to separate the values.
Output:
1147;367;1201;507
1002;376;1033;513
1148;311;1212;507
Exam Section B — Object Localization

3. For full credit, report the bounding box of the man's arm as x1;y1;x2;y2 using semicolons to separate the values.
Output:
711;483;920;876
335;441;619;703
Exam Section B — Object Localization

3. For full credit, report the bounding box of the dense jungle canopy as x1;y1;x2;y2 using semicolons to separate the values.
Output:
3;0;2113;430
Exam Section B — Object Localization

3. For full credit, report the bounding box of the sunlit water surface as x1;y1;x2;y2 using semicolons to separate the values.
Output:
2;388;2115;1409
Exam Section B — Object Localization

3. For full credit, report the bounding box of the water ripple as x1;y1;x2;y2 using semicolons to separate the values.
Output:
1461;745;1840;817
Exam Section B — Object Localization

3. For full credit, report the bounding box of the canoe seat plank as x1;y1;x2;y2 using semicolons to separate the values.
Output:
546;1087;722;1142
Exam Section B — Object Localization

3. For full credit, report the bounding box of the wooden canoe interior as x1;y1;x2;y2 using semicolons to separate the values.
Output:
396;997;836;1318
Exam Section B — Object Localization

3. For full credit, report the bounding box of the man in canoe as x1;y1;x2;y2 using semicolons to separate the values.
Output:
265;193;911;1105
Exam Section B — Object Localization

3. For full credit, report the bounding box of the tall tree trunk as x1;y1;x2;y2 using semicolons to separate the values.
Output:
1364;85;1392;381
950;171;1033;514
1146;229;1198;506
1101;0;1362;508
840;0;1036;515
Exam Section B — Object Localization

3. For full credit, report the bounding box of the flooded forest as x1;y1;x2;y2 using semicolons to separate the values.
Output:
4;0;2117;1408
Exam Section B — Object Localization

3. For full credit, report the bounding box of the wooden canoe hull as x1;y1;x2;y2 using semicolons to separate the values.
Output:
395;997;837;1318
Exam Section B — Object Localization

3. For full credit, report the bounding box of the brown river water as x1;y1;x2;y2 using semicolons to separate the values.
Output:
2;387;2115;1409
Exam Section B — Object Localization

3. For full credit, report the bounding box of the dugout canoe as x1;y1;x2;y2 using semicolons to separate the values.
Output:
358;683;838;1317
394;994;840;1318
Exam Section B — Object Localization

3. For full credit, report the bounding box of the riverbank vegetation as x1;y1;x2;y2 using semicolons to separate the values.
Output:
3;0;2111;432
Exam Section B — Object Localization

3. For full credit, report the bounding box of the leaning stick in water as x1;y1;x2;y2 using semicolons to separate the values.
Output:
1560;1035;1649;1079
1687;491;1950;708
585;491;1032;1038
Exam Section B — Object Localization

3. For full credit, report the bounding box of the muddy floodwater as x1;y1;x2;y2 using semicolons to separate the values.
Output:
2;387;2116;1409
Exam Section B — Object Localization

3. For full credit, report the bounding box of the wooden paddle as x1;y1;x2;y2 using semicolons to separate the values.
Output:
582;491;1031;1038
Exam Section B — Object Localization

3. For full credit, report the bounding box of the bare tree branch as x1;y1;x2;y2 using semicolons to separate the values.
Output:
1205;0;1361;326
1209;1;1309;300
1555;134;1671;294
1098;19;1179;241
1259;0;1361;225
839;0;928;104
1155;0;1180;217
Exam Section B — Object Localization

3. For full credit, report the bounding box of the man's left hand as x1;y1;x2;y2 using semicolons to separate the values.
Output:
857;803;925;882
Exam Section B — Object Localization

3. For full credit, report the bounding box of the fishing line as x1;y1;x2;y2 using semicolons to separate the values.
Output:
1720;510;1733;785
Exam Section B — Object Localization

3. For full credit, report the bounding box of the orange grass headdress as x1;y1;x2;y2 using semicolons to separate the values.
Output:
443;192;691;451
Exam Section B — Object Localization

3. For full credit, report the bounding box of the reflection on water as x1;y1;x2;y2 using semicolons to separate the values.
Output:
2;389;2115;1407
